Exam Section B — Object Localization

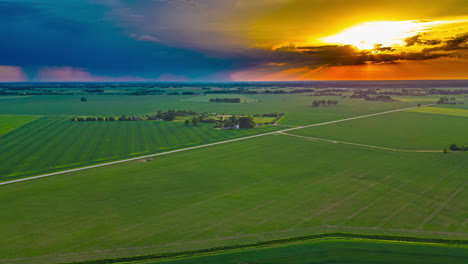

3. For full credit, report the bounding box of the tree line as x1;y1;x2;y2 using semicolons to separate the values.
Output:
209;98;241;103
445;144;468;152
437;97;457;104
70;109;198;122
312;100;339;107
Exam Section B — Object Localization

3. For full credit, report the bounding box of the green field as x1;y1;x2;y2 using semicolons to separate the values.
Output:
0;135;466;264
0;95;428;180
405;106;468;118
0;94;423;125
156;239;468;264
0;115;39;136
289;111;468;150
0;117;281;180
0;92;466;264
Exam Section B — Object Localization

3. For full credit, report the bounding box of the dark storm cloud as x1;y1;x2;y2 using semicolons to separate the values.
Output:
0;0;239;80
263;31;468;69
405;34;442;47
0;2;39;18
423;33;468;52
263;44;448;69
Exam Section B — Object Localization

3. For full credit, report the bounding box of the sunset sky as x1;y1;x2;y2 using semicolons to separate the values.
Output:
1;0;467;81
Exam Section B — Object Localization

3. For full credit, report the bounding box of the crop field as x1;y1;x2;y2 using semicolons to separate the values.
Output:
0;135;466;264
181;94;258;103
0;94;427;125
405;106;468;118
289;111;468;150
156;239;468;264
433;102;468;110
0;117;281;181
0;115;39;136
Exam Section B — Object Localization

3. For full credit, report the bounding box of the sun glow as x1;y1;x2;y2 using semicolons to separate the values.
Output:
320;20;442;50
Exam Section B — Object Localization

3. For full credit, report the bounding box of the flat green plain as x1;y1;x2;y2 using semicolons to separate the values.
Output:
0;117;281;180
0;115;39;136
405;106;468;118
289;111;468;150
0;95;426;125
0;135;466;264
156;239;468;264
0;95;429;181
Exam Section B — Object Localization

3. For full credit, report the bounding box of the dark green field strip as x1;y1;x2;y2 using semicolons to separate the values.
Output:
59;236;468;264
0;117;71;176
0;116;59;153
0;118;282;180
0;136;466;264
0;115;40;136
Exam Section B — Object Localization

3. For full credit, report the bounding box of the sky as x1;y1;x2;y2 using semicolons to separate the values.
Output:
0;0;467;82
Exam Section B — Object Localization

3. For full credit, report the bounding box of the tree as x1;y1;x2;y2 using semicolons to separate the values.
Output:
192;116;199;126
184;119;190;126
443;148;448;154
80;97;87;102
449;144;460;151
238;116;256;128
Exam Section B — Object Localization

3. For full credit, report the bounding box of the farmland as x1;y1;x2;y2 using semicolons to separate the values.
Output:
0;94;429;125
0;94;432;181
156;239;468;264
289;111;468;150
405;106;468;118
0;86;466;264
0;116;281;180
0;115;39;136
0;135;466;264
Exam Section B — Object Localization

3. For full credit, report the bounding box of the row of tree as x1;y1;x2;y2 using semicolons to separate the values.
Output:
71;116;143;122
437;97;457;104
364;95;396;102
71;109;200;122
183;115;256;129
312;100;339;107
209;98;242;103
448;144;467;152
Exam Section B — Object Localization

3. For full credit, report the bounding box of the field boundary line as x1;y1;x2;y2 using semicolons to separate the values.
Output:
280;133;441;153
0;104;433;186
2;232;465;264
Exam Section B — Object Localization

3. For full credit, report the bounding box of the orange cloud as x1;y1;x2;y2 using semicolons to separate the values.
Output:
231;58;468;81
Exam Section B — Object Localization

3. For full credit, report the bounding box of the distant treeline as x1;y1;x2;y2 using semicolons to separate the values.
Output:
428;89;468;95
312;100;339;107
448;144;468;152
70;109;198;122
351;92;397;102
437;97;460;105
209;98;241;103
